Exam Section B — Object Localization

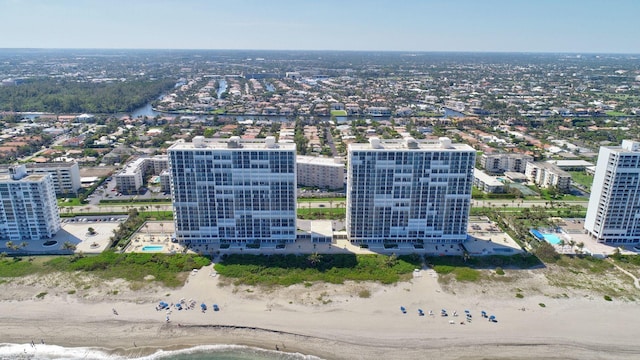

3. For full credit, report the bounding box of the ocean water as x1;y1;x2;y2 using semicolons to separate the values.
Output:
0;344;324;360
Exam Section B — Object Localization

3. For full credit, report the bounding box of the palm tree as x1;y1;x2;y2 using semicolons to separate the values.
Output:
384;253;398;267
62;241;77;252
19;241;28;250
557;239;565;254
160;222;165;237
307;252;323;267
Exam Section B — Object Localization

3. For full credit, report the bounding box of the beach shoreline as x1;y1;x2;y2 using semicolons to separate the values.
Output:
1;265;640;359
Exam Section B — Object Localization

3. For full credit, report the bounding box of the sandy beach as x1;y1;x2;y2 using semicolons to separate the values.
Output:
1;264;639;360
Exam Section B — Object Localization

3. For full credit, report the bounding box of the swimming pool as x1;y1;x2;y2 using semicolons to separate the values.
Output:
141;245;164;252
530;229;563;245
542;233;562;245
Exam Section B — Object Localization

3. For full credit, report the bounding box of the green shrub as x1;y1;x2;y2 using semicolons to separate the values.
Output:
213;254;420;286
495;267;505;275
604;295;612;301
45;252;211;288
36;292;47;299
358;289;371;298
433;264;480;282
433;265;455;274
0;258;41;277
515;293;524;298
454;268;481;282
539;303;546;307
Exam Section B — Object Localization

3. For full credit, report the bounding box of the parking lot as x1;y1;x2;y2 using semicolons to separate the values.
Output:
86;177;171;205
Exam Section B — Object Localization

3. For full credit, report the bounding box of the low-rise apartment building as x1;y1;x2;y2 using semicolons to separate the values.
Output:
473;168;505;193
1;162;81;195
296;156;344;190
481;153;533;174
525;162;571;192
115;155;169;194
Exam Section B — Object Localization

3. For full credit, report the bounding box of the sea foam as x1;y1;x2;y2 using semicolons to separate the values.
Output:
0;343;125;359
0;343;324;360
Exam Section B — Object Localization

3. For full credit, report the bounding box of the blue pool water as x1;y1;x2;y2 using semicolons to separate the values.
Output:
142;245;165;252
542;234;562;245
530;229;563;245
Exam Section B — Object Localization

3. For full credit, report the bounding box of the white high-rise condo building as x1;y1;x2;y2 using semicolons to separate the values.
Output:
585;140;640;244
0;165;60;242
0;162;81;195
347;137;475;244
168;136;296;245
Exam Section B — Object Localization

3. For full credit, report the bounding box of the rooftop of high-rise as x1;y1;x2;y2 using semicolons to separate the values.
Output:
169;136;296;151
0;174;48;182
349;137;475;152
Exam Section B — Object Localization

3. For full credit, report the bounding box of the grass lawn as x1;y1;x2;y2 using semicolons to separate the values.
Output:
100;199;172;205
297;207;345;220
605;111;629;117
330;109;348;117
569;171;594;189
140;210;174;220
58;198;82;207
298;197;346;203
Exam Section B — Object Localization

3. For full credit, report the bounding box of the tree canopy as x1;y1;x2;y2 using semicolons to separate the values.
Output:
0;78;175;113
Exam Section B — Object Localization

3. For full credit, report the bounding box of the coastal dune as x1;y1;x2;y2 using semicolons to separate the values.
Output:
1;265;639;359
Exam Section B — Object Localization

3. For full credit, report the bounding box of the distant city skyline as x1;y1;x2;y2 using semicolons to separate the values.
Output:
1;0;639;54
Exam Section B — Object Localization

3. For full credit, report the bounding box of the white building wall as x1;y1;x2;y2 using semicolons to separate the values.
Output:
525;162;571;191
168;137;297;245
585;141;640;244
347;137;475;244
0;173;60;242
482;153;533;173
25;162;81;195
296;156;344;189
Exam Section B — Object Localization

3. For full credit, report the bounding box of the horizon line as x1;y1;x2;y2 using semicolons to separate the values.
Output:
0;47;638;56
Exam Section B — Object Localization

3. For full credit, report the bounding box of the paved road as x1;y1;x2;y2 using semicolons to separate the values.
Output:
64;198;588;214
471;199;588;209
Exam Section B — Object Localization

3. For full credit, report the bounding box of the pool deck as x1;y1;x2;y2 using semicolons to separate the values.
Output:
464;217;524;256
125;221;182;254
554;219;638;257
124;218;523;257
0;217;122;255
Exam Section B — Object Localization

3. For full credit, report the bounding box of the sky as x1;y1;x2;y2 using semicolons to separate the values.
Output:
1;0;639;53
